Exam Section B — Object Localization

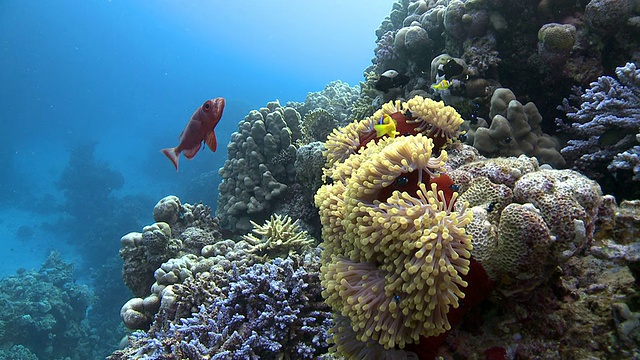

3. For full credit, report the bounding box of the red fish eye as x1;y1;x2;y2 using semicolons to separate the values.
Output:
203;101;211;111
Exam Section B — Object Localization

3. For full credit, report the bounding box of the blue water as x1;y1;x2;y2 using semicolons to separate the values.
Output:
0;0;392;277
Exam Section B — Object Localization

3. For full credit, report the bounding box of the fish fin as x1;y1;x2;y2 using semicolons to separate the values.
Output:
205;130;218;152
183;143;201;159
161;147;180;171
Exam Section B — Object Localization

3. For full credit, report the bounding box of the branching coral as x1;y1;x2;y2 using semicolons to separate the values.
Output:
557;62;640;197
110;256;331;360
243;213;315;259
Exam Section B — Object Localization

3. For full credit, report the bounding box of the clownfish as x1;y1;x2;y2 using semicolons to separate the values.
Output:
374;114;399;138
431;79;452;91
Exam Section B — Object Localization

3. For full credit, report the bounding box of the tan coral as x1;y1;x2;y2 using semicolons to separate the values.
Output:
243;213;314;259
451;154;540;189
456;176;513;224
491;203;556;294
513;169;602;257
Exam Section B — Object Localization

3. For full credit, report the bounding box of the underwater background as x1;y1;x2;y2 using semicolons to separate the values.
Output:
0;1;389;358
0;0;389;274
2;0;640;359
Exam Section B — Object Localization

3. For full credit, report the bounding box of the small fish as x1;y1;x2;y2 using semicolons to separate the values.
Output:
161;98;226;171
437;58;465;79
431;79;452;91
375;69;410;92
374;114;398;138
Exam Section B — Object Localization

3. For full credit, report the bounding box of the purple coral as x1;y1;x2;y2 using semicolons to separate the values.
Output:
557;62;640;195
111;256;331;359
373;30;398;72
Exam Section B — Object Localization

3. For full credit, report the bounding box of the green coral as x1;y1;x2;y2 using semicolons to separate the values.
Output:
538;23;576;52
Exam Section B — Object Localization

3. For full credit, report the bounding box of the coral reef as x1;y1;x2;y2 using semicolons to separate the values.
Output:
592;198;640;282
118;197;227;328
216;101;302;233
114;194;331;360
300;108;338;143
0;252;97;360
57;142;125;226
111;194;332;359
350;71;380;121
368;0;639;114
294;141;326;199
52;142;156;356
537;23;577;69
120;195;221;298
557;62;640;198
289;80;361;126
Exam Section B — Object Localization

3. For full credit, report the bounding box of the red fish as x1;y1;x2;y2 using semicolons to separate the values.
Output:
161;98;225;171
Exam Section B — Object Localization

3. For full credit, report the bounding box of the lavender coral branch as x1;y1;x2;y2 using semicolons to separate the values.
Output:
110;256;331;360
557;62;640;194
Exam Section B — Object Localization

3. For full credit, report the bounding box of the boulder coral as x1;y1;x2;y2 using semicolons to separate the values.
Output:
468;88;565;168
537;23;577;68
216;101;302;233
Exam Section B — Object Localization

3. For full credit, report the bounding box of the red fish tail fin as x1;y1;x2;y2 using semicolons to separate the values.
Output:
161;147;180;171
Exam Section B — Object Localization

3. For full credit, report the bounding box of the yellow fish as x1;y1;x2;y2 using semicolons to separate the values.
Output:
431;79;452;91
374;114;398;138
